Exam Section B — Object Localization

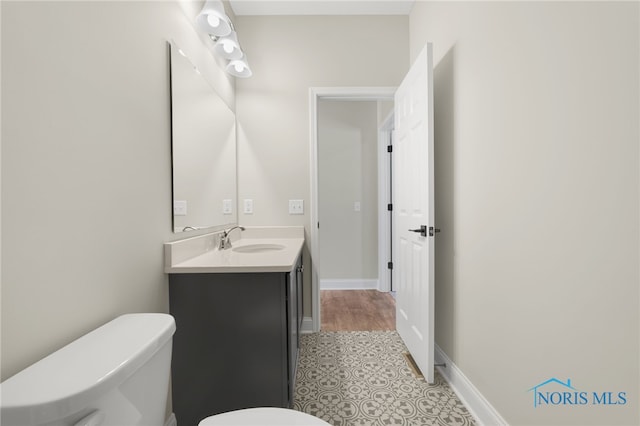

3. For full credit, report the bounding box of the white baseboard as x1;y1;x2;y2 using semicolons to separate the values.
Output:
301;316;315;334
320;279;379;290
435;344;508;426
164;413;177;426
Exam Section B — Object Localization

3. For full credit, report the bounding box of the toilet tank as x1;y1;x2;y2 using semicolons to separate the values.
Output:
1;313;176;426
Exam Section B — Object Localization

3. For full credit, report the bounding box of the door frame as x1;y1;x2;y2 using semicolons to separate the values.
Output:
377;110;395;294
308;86;396;332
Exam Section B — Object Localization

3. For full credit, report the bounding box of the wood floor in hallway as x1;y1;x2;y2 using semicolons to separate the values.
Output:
321;290;396;331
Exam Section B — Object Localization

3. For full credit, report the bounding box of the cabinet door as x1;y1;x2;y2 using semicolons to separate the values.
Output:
296;256;303;336
287;264;298;405
169;272;289;423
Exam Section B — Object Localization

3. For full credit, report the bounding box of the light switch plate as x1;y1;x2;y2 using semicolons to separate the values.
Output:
174;200;187;216
244;199;253;214
289;199;304;215
222;199;233;215
354;201;361;212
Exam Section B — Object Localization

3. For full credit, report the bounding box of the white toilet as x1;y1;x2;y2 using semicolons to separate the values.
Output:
0;314;176;425
198;407;330;425
0;313;329;426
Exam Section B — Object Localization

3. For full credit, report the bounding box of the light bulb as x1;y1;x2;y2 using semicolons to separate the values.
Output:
207;14;220;28
223;42;234;54
234;63;245;73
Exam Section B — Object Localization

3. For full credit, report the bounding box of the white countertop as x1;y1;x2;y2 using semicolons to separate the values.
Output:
164;226;304;273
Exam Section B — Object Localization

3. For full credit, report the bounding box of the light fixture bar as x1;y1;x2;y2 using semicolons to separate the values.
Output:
195;0;252;78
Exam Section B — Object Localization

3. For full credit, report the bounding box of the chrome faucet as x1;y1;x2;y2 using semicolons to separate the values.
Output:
219;226;245;250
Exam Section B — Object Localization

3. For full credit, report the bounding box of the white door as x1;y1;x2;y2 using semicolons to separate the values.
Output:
393;43;435;383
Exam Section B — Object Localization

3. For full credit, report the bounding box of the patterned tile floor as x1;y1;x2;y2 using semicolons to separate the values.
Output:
293;331;476;426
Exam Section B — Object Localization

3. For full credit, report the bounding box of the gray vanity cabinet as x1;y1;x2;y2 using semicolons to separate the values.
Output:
168;255;303;426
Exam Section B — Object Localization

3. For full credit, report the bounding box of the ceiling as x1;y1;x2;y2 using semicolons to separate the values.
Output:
228;0;415;16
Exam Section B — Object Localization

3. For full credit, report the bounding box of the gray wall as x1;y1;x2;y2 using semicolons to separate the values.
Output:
1;0;234;383
411;2;639;425
235;15;409;313
318;100;379;281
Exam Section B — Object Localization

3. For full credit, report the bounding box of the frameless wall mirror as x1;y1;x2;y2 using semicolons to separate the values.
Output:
169;42;237;233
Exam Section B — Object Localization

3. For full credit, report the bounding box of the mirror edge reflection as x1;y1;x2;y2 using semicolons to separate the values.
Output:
168;41;238;234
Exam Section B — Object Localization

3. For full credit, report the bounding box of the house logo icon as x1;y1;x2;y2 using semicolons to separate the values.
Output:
527;378;627;408
528;378;579;408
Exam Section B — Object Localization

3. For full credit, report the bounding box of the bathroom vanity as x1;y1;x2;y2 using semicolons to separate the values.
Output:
164;227;304;426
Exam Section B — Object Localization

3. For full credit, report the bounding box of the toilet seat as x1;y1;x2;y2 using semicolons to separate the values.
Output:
198;407;330;425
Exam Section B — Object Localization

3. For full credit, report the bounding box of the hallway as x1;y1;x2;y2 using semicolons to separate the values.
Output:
321;290;396;331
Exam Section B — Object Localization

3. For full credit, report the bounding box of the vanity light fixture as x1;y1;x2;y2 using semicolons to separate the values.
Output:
226;54;252;78
196;0;232;37
196;0;252;78
213;31;243;60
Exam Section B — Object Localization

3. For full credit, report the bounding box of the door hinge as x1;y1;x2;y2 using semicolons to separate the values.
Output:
387;203;393;211
387;145;393;153
387;261;393;270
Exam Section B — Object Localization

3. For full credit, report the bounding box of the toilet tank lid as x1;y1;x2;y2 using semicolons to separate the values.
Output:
0;313;176;424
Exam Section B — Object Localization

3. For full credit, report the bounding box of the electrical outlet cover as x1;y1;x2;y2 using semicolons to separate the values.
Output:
244;199;253;214
289;199;304;215
222;199;233;215
174;200;187;216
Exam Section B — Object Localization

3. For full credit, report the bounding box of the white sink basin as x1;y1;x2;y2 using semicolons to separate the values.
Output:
232;243;286;253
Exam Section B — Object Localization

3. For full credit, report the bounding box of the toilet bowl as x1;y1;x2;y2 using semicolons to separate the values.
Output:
198;407;330;425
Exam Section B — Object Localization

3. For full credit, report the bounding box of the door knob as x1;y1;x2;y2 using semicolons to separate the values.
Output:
409;225;427;237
